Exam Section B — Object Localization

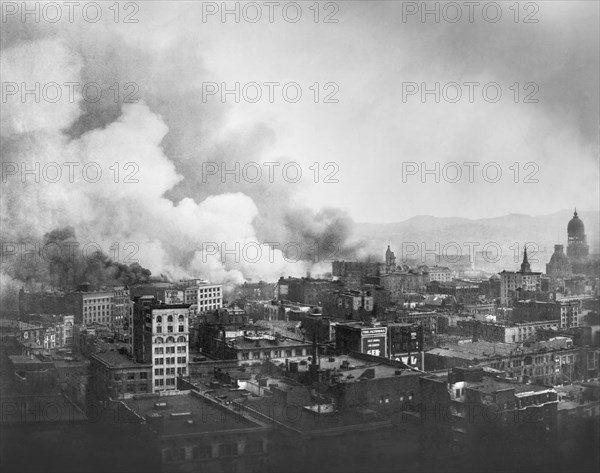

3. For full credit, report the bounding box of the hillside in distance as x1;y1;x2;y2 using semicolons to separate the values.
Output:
353;209;599;273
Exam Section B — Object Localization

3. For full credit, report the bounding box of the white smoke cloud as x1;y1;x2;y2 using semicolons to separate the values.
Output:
1;37;333;288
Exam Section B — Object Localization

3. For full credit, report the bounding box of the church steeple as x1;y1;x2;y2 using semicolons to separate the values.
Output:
520;246;531;273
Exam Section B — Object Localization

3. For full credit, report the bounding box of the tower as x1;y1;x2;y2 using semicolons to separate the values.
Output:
385;245;396;273
520;246;531;273
566;208;590;273
546;244;572;286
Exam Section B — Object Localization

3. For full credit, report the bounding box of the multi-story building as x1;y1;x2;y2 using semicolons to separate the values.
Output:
89;345;152;400
331;261;384;289
427;266;453;282
567;209;590;274
386;309;439;334
499;249;543;306
546;244;573;287
380;269;429;304
276;276;341;306
112;286;132;329
456;319;559;343
326;289;374;320
512;297;582;328
133;298;191;392
194;283;223;314
441;367;558;460
20;286;131;329
424;337;588;386
117;390;270;473
335;321;388;358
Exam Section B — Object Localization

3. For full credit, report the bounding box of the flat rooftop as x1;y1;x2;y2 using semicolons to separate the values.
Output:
123;391;263;435
92;344;148;368
465;376;553;395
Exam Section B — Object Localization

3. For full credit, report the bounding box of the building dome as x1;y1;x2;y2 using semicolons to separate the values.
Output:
567;209;585;236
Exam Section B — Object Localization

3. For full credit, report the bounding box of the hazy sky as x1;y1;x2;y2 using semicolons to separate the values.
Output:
1;1;599;279
126;0;599;222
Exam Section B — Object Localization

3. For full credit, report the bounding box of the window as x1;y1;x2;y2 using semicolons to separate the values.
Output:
155;337;164;343
155;379;164;386
155;368;164;376
166;336;175;343
168;326;173;333
167;315;173;323
179;325;184;332
219;443;237;457
156;326;162;333
140;372;148;379
178;315;184;322
193;445;212;459
155;358;164;365
155;347;163;354
128;373;136;380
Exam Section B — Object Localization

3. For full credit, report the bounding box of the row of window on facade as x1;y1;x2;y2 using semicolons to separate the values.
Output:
155;336;187;343
154;367;186;376
156;315;186;323
154;356;187;365
240;348;306;360
84;297;114;304
156;325;186;333
155;378;177;386
163;440;262;462
155;346;186;354
114;372;148;381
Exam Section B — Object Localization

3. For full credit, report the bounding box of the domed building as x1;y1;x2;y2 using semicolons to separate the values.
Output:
566;209;590;273
546;244;572;285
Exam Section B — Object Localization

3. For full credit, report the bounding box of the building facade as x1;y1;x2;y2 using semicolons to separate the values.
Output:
133;299;191;392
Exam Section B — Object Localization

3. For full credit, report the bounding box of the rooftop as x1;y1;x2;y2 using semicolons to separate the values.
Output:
122;390;264;435
92;344;148;368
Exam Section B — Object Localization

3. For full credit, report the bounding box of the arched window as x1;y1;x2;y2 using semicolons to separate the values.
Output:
167;315;173;323
156;316;162;323
178;315;184;322
155;337;164;343
177;336;186;343
166;336;175;343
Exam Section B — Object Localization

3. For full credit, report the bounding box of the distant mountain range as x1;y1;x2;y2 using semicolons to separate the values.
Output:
354;209;599;273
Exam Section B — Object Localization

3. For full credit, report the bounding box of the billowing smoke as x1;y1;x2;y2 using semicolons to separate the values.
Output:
0;17;364;305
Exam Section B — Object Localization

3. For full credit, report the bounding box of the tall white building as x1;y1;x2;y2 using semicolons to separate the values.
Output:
179;280;223;314
133;299;190;392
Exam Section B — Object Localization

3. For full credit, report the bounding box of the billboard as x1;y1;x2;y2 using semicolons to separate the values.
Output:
361;327;387;357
